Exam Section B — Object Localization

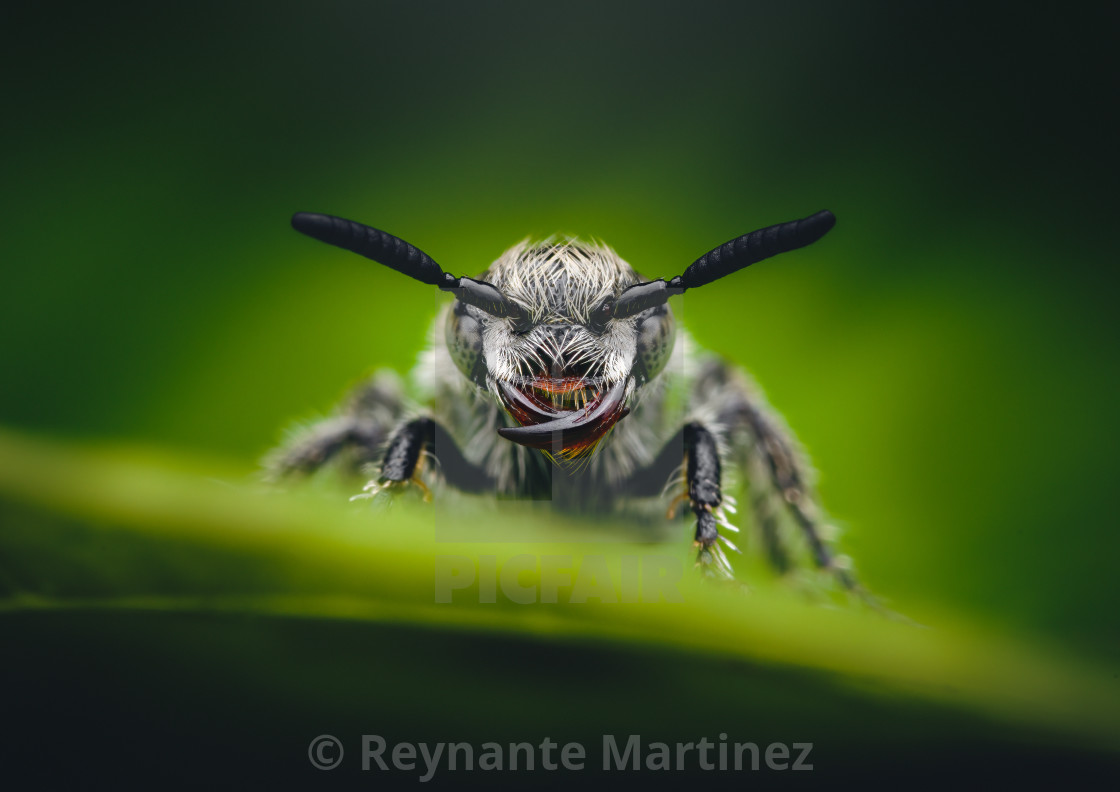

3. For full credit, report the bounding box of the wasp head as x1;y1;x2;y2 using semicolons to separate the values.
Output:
446;239;675;462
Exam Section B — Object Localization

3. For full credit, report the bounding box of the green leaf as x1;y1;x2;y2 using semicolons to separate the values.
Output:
1;427;1117;784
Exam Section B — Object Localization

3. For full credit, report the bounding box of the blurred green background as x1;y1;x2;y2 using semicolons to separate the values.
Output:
2;0;1117;784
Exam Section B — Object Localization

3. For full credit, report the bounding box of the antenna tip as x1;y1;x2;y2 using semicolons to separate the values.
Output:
291;212;331;237
800;210;836;244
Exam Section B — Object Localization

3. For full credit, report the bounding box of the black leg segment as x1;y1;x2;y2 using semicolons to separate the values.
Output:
267;416;387;478
380;417;495;493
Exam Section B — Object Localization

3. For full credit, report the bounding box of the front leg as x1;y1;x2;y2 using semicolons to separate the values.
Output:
621;422;740;577
682;423;740;577
357;417;495;500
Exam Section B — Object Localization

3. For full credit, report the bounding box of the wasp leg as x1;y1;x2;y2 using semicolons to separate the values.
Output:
692;358;875;601
376;417;495;494
749;476;792;575
734;400;861;590
266;371;406;479
683;422;740;578
620;422;739;578
268;416;388;478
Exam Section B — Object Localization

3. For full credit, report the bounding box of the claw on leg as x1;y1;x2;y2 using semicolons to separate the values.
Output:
695;541;735;579
693;508;739;579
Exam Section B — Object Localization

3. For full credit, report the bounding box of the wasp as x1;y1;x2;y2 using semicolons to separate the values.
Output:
270;209;864;591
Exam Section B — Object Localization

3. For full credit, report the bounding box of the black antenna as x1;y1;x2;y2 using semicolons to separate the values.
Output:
612;210;836;320
291;212;526;321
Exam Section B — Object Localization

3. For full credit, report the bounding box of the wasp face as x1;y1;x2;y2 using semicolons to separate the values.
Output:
446;240;676;462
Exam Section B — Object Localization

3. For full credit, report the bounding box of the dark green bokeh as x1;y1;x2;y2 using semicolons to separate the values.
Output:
2;0;1118;781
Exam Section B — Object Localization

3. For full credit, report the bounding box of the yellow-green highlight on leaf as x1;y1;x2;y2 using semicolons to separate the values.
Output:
1;426;1118;758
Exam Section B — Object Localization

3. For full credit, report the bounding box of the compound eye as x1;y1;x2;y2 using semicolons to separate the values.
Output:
588;297;615;333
